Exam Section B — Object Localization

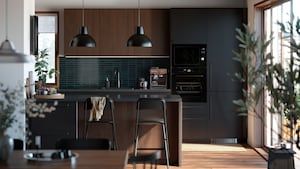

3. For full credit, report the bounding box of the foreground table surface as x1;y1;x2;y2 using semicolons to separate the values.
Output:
0;150;128;169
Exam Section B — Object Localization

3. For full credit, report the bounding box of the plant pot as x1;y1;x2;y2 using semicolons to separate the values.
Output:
0;134;14;163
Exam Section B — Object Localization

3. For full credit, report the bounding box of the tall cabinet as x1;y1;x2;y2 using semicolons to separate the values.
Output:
170;8;246;143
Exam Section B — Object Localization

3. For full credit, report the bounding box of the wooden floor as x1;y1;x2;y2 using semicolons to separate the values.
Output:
127;144;267;169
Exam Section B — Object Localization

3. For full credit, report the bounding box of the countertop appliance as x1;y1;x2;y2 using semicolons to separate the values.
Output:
150;67;168;89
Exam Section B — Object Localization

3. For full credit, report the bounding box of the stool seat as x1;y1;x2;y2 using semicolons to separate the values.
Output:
128;151;161;164
139;118;165;124
88;120;114;124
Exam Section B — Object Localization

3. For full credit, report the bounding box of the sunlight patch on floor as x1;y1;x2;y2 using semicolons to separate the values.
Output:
182;143;247;152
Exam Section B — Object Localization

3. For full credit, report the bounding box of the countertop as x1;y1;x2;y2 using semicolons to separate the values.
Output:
58;88;171;93
54;88;181;102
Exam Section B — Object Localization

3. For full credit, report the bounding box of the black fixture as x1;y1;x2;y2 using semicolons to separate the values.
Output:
171;44;207;102
127;0;152;47
70;0;96;47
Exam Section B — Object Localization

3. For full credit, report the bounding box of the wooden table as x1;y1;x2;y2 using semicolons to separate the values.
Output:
0;150;128;169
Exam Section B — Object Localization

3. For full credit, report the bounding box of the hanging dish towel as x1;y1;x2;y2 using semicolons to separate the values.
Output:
89;97;106;121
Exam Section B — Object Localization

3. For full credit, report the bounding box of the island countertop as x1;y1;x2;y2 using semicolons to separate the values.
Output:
58;88;181;102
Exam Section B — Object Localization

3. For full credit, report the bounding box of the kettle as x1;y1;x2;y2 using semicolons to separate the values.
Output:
139;78;148;89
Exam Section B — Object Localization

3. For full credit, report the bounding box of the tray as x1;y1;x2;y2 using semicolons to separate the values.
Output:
24;151;79;162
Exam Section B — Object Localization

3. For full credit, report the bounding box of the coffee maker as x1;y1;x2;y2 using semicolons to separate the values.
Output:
150;67;168;89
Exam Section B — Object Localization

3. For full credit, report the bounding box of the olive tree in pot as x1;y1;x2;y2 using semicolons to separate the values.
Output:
232;24;271;130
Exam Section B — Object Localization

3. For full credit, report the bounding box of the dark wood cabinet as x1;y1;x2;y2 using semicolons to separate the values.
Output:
182;102;210;143
28;101;76;149
64;9;100;55
206;9;243;92
209;92;243;140
131;9;170;56
64;9;169;56
98;9;134;55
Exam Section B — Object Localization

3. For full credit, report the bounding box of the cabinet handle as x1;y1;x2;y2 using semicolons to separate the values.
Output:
208;63;212;91
209;93;212;120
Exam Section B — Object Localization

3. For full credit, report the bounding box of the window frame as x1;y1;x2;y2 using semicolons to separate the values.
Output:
35;11;60;88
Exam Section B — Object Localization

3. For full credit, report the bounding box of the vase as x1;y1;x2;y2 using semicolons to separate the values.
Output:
0;134;14;163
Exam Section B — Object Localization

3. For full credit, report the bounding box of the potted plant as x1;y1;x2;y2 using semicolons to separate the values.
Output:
0;83;22;162
232;24;271;122
34;48;56;93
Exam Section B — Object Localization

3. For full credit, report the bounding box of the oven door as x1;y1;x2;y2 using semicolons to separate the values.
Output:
173;74;207;102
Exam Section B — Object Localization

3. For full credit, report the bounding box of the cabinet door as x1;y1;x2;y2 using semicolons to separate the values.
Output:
131;9;170;56
170;9;208;44
206;9;243;92
64;9;100;55
28;101;76;149
182;102;210;142
209;92;243;140
99;9;134;55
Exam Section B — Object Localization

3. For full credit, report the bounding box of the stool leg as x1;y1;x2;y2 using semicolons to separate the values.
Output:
111;122;118;150
162;123;170;169
133;123;140;156
85;124;89;139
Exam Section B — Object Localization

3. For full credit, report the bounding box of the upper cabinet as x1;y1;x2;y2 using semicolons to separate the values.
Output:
64;9;169;56
64;9;100;55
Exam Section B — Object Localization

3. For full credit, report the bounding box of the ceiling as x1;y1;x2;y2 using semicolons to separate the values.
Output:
36;0;247;11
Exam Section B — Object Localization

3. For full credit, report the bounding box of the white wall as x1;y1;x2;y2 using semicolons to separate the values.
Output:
0;0;35;140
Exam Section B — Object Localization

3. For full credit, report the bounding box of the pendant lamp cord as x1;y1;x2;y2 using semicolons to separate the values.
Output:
138;0;140;26
5;0;8;39
82;0;85;26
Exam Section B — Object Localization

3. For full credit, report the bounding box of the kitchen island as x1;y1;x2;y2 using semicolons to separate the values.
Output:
29;89;182;166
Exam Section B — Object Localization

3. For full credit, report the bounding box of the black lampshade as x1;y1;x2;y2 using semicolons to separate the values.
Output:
127;26;152;47
70;26;96;47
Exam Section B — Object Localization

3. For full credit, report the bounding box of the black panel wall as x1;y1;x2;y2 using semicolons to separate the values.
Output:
170;8;247;143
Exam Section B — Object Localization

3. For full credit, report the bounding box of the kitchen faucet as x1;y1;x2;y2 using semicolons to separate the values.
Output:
114;68;121;88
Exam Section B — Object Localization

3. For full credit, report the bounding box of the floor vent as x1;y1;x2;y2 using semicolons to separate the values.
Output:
210;138;238;144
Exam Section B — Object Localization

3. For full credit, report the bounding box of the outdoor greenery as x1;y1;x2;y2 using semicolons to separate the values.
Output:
35;48;55;84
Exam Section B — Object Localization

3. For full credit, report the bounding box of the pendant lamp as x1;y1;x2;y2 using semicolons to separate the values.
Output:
127;0;152;47
70;0;96;47
0;0;30;63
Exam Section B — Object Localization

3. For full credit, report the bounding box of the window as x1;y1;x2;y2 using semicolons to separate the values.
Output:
36;12;59;86
263;0;291;148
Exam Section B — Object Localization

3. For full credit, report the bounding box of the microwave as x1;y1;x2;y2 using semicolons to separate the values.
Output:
172;44;207;67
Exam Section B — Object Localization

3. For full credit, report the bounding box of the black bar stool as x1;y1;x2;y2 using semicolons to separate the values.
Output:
133;98;170;169
84;97;118;150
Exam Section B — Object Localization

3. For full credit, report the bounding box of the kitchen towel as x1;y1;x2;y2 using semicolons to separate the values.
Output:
89;97;106;121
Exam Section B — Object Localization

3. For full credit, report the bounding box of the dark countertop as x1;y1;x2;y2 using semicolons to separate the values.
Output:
58;88;171;93
55;88;181;102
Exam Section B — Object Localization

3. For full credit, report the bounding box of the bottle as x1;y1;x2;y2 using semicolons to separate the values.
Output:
105;77;110;88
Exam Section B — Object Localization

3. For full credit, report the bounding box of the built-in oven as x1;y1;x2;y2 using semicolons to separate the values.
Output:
171;44;207;102
172;73;207;102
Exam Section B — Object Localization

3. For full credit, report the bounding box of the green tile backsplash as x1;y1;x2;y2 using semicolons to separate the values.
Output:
60;58;169;89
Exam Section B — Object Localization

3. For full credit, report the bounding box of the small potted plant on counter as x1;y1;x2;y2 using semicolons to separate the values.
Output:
35;48;56;95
